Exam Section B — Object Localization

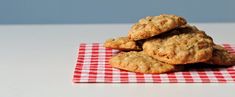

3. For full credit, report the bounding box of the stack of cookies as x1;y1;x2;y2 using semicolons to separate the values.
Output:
104;14;235;74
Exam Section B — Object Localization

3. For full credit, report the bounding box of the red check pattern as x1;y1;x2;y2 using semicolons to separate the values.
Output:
73;43;235;83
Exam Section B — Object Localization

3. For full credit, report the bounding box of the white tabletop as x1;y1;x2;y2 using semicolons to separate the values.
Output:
0;23;235;97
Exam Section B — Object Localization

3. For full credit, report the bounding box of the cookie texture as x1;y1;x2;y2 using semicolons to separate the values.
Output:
206;44;235;66
128;14;187;40
143;25;214;64
104;37;141;51
109;51;181;74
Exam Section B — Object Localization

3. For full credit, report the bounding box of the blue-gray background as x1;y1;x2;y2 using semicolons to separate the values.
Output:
0;0;234;24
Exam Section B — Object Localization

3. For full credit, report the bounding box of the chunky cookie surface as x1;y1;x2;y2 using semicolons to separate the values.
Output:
109;51;181;74
104;37;141;51
206;44;235;66
128;14;187;40
143;25;214;64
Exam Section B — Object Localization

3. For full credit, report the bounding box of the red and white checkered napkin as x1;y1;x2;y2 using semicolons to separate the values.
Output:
73;43;235;83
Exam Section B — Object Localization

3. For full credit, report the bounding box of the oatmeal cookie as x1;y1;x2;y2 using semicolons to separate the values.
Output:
206;44;235;66
109;51;182;74
128;14;187;40
143;25;214;64
104;37;141;51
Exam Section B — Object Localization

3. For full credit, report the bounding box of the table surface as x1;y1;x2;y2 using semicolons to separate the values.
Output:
0;23;235;97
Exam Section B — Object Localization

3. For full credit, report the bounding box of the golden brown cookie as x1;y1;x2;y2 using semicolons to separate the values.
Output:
206;44;235;66
104;37;142;51
128;14;187;40
143;25;214;65
109;51;182;74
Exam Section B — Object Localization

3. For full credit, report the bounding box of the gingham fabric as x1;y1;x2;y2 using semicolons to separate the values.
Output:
73;43;235;83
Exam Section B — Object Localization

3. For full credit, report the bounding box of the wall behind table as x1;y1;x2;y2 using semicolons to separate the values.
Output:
0;0;234;24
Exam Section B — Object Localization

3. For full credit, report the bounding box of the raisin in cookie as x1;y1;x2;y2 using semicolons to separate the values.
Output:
104;37;142;51
206;44;235;66
128;14;187;40
109;51;182;74
143;25;214;64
